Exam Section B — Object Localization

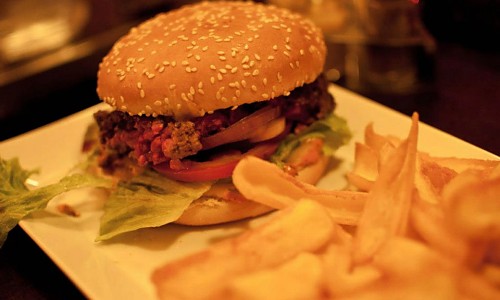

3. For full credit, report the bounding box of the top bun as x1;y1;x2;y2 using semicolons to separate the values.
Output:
97;1;326;120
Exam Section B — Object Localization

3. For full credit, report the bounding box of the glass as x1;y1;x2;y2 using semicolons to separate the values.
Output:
270;0;436;95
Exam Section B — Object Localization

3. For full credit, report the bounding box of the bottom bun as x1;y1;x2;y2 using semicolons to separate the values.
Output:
175;153;330;226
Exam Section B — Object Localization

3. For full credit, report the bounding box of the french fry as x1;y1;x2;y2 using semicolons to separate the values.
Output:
351;113;419;265
151;110;500;300
233;156;367;225
423;154;500;173
322;243;380;297
223;252;324;300
442;165;500;241
152;200;335;300
364;123;400;152
347;142;378;191
410;192;472;264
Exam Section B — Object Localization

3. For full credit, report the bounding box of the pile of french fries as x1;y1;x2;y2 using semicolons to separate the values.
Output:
152;113;500;300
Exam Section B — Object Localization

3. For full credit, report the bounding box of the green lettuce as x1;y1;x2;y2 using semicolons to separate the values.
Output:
0;157;111;247
97;170;212;241
271;113;352;166
0;113;351;247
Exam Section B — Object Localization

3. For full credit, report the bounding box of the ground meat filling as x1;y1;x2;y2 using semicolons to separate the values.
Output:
95;75;334;171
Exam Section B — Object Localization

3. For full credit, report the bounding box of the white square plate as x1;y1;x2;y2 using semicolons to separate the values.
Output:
0;85;497;299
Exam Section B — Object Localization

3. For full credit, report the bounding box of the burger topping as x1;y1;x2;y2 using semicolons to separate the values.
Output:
200;105;281;150
95;76;333;173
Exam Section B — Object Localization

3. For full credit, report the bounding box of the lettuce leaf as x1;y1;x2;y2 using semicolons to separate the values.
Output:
97;170;212;241
271;113;352;166
0;157;111;247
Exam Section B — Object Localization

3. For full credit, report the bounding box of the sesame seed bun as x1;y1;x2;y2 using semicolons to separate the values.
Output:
97;1;326;119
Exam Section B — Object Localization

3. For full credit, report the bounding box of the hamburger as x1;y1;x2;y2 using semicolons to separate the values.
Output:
92;1;350;226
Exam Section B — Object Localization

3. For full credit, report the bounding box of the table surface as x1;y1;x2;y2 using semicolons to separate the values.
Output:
0;40;499;299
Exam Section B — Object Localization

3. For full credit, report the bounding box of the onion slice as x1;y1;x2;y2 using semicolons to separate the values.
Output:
201;105;281;150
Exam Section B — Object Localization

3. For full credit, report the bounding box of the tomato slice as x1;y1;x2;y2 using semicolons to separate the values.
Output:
153;141;280;182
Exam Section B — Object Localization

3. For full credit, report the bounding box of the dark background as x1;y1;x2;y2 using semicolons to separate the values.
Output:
0;0;499;298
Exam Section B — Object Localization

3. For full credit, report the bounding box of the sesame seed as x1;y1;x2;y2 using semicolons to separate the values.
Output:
217;73;223;80
140;90;145;98
169;84;176;90
210;76;215;84
181;93;189;101
219;68;227;74
198;89;205;95
137;82;142;89
219;56;227;61
254;54;261;61
241;80;247;88
210;64;217;70
190;86;195;95
262;93;269;98
252;69;259;76
198;81;203;89
251;85;257;92
263;78;268;85
267;55;274;60
231;67;238;73
154;100;162;106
